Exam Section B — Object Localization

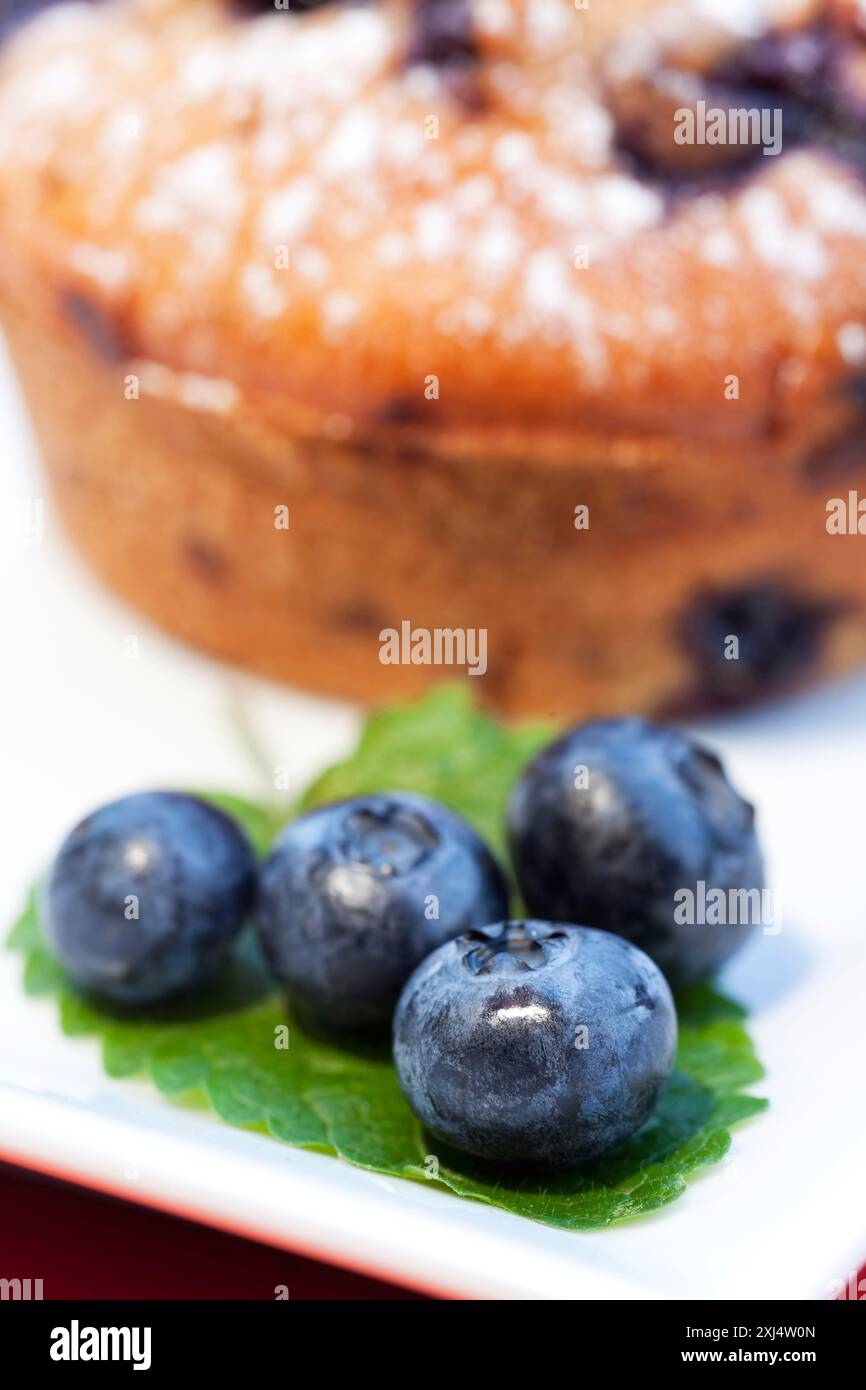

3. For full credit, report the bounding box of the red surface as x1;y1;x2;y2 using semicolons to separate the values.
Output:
3;1161;863;1300
0;1163;425;1300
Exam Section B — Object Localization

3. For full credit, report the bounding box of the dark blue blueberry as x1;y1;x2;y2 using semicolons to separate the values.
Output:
1;1;77;41
507;720;764;990
45;792;257;1006
679;582;834;707
612;21;866;189
256;791;508;1030
60;291;127;365
393;921;677;1168
407;0;477;71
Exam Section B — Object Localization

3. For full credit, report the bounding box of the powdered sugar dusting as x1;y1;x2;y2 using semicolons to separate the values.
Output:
837;321;866;365
258;179;320;246
68;241;131;291
133;360;239;415
0;0;865;424
135;142;243;239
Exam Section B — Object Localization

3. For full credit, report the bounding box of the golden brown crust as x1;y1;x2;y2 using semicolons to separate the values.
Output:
4;0;866;450
6;283;866;718
5;0;866;714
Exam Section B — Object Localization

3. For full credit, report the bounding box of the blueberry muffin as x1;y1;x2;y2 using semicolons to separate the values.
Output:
2;0;866;716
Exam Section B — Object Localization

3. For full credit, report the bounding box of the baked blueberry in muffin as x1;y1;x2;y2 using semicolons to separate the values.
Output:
2;0;866;716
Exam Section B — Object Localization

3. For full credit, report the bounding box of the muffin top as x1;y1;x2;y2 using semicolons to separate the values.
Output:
2;0;866;453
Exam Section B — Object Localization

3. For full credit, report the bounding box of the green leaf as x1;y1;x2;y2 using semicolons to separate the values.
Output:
6;685;767;1230
299;684;553;863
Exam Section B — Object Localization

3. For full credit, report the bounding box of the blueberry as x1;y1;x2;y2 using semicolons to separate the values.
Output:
256;792;508;1030
679;582;833;706
408;0;477;70
45;792;257;1006
393;921;677;1168
507;720;764;990
1;1;74;40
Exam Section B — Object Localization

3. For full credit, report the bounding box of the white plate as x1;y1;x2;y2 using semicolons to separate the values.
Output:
1;333;864;1301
